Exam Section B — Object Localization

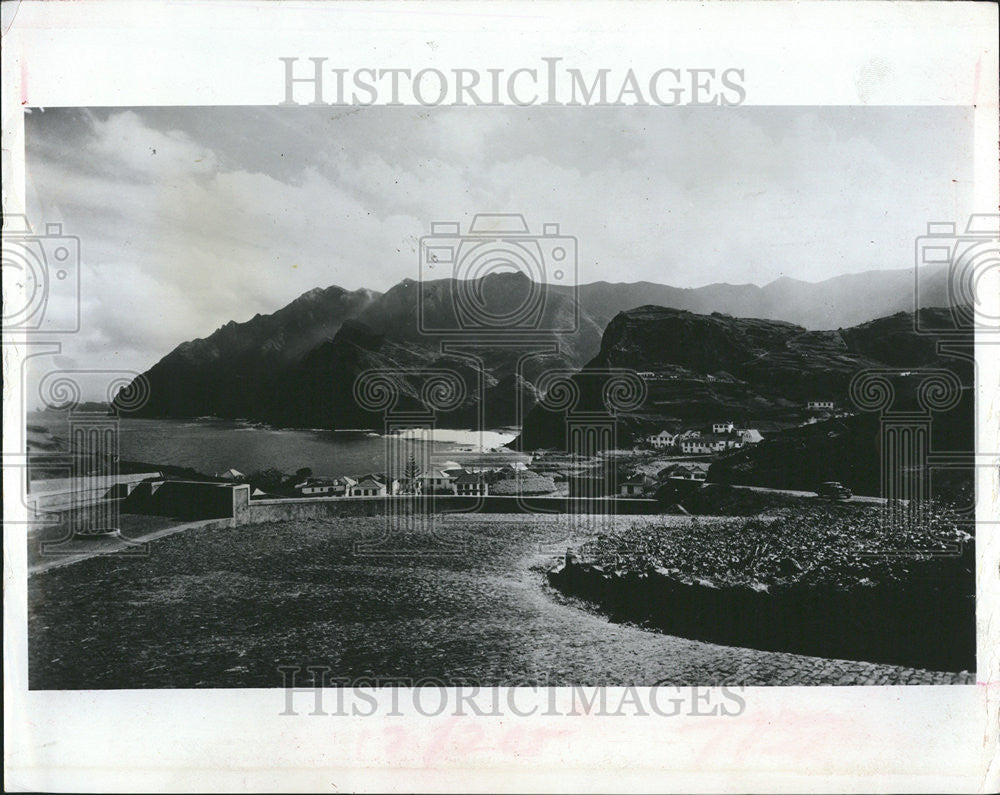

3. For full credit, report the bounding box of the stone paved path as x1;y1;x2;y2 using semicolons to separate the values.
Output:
28;514;974;688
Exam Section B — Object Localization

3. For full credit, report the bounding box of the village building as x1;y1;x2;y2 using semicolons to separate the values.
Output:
349;477;387;497
453;472;488;496
680;437;718;454
679;433;742;455
619;472;652;497
646;430;677;449
667;462;710;481
294;478;334;496
712;421;735;434
354;473;401;494
737;428;764;444
419;469;458;494
807;400;835;412
294;476;357;496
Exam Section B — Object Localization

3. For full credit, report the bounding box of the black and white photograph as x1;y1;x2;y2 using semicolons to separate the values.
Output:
3;2;998;793
19;101;981;687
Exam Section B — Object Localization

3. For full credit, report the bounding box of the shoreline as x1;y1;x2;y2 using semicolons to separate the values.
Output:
29;409;521;438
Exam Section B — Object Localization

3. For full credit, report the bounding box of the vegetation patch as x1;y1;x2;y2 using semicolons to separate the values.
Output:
549;503;975;670
579;502;972;590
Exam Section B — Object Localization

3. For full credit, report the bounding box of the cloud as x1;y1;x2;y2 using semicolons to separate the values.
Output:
87;110;221;180
24;105;973;391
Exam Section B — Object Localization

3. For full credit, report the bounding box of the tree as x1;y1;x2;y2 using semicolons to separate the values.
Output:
403;455;421;481
249;468;288;493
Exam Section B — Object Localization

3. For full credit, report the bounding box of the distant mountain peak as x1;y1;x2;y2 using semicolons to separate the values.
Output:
118;265;958;430
768;274;801;284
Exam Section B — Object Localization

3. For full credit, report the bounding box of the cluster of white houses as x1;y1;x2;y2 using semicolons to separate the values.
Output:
291;462;554;499
644;401;842;455
294;473;393;497
645;421;764;454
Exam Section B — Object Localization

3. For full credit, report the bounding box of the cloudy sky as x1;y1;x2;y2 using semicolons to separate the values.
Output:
26;105;972;383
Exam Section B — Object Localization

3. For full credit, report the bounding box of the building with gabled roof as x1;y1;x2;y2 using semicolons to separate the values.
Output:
619;472;651;497
349;477;386;497
453;472;488;496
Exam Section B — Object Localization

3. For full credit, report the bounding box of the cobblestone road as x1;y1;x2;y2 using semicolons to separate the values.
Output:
28;514;973;688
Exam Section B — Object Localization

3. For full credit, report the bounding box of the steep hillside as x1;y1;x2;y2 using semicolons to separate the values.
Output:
114;265;956;429
126;285;379;419
515;305;972;450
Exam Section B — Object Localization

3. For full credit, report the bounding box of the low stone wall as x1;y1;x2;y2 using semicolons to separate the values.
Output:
237;492;659;525
28;479;661;526
548;555;975;672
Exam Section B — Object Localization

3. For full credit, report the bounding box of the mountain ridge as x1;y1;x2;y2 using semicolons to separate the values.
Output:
116;264;955;428
514;303;971;450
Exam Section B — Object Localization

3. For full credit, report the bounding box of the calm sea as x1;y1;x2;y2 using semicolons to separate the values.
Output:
26;413;521;479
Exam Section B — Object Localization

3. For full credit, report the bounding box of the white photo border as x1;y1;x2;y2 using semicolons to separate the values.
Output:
3;2;998;793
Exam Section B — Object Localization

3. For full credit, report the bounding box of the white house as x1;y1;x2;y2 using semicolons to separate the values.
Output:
668;463;710;481
807;400;835;412
680;438;725;454
619;473;649;497
712;421;735;434
647;430;677;449
680;434;742;455
737;429;764;444
453;472;488;496
419;469;458;494
295;476;356;496
677;429;701;440
349;477;387;497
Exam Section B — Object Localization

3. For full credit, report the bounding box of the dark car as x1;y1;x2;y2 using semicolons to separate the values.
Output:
816;481;852;500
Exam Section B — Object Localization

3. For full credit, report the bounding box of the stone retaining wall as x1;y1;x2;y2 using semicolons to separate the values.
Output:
547;555;975;672
36;479;660;525
237;491;659;524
